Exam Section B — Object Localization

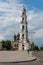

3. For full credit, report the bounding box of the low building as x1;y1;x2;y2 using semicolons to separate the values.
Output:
11;41;19;50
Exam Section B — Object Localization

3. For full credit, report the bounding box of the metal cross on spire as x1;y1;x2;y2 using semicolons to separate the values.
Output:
22;4;26;9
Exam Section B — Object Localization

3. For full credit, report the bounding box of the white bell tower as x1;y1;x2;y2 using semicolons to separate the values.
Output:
19;6;30;51
20;6;28;42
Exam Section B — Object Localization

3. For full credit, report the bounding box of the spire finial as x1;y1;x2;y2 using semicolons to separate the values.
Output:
23;5;25;9
22;5;26;12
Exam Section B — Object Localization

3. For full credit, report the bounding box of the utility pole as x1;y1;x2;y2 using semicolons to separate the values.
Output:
29;31;35;44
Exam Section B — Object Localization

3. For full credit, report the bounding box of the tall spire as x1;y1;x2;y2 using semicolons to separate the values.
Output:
23;5;25;9
22;5;26;12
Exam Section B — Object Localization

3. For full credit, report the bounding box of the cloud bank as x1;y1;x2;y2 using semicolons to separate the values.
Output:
0;0;43;46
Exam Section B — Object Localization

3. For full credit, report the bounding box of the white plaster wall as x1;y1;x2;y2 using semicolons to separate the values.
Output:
19;43;22;51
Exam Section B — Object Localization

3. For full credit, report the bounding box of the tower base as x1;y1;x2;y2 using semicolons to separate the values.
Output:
19;41;30;51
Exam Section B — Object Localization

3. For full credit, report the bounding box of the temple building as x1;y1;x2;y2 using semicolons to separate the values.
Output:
11;6;31;51
19;6;30;51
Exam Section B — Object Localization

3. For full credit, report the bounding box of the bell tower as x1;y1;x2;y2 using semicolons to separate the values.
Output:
19;6;30;51
20;6;28;42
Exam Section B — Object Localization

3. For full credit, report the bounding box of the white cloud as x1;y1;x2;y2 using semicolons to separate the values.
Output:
0;0;43;46
0;34;4;40
34;28;43;39
0;0;22;30
27;10;43;45
27;10;43;31
28;25;35;30
28;13;38;21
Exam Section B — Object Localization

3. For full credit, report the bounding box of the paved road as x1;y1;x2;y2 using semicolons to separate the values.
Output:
0;51;43;65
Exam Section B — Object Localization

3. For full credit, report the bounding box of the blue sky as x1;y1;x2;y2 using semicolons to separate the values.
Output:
0;0;43;46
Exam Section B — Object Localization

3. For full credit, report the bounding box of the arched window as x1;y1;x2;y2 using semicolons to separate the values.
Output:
22;34;24;39
23;12;24;15
22;25;24;30
22;18;24;20
17;44;18;47
14;44;16;47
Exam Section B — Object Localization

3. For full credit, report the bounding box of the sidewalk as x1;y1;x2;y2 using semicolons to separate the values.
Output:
0;51;36;62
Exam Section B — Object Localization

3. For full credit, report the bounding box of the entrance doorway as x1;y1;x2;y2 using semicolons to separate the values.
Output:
22;45;24;50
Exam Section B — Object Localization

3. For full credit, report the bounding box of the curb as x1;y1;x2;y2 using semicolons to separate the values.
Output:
0;57;37;63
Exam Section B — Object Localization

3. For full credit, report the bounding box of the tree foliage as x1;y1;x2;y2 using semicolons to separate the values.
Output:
31;42;39;51
2;40;12;50
40;46;43;51
1;40;5;48
33;45;39;51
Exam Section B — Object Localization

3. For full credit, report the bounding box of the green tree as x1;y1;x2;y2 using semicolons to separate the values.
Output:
31;42;39;51
40;46;43;51
2;40;12;50
1;40;5;49
33;45;39;51
5;40;11;50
